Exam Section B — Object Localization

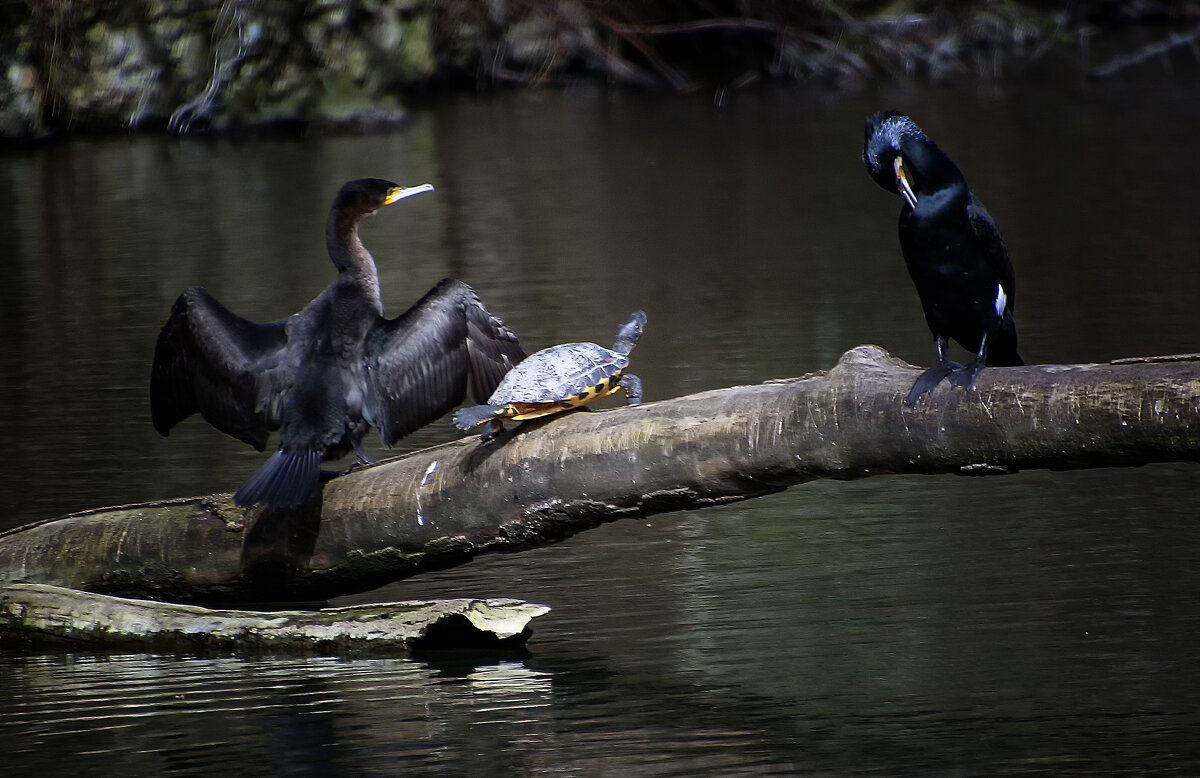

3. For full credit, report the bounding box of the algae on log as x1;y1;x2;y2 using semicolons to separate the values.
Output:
1;346;1198;605
0;584;549;653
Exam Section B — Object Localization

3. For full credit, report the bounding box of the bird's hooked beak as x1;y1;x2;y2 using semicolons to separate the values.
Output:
384;183;435;205
893;157;918;210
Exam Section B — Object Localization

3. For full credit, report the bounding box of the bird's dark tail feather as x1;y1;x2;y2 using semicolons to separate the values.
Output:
986;341;1025;367
453;405;502;431
986;321;1025;367
234;449;323;508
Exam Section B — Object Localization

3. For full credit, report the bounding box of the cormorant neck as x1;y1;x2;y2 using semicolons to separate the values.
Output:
898;133;969;201
325;208;384;312
326;208;378;277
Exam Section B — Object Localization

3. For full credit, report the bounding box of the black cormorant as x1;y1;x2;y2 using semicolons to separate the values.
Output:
151;178;525;507
862;111;1024;404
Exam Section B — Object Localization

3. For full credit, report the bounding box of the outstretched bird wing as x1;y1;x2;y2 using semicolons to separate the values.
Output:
967;194;1016;310
150;286;289;450
363;278;524;447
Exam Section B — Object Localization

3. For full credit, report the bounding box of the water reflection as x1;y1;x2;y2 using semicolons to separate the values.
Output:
0;651;561;776
2;77;1200;774
3;464;1198;774
373;468;1200;774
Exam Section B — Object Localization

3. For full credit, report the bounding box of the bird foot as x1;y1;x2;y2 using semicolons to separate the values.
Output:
904;361;963;405
949;359;985;391
352;440;378;465
320;457;375;482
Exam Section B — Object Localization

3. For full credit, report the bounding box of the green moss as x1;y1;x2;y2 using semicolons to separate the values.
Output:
397;12;436;80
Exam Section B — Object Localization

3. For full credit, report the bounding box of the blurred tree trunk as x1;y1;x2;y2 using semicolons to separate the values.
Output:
1;346;1197;605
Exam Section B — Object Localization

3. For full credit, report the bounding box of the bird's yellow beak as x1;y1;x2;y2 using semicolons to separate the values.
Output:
384;183;435;205
894;157;918;210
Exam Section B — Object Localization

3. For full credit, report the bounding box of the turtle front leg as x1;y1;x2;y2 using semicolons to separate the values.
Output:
620;374;643;405
479;418;504;442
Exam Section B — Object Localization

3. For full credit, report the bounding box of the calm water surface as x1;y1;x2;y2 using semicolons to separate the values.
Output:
2;71;1200;775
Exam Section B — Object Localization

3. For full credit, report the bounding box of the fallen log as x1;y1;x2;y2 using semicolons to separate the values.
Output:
1;345;1197;605
0;583;549;653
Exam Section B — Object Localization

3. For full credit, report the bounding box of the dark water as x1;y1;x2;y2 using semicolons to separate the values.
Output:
3;70;1200;775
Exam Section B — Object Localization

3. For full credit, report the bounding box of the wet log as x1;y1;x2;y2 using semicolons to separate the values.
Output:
0;583;549;653
1;345;1198;605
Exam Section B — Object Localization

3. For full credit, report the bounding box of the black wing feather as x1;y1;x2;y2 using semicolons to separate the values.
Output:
364;278;524;447
464;290;525;404
967;194;1024;366
150;286;288;450
966;194;1016;310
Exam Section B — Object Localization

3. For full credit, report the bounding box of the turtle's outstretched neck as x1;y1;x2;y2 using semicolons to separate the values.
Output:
612;310;647;354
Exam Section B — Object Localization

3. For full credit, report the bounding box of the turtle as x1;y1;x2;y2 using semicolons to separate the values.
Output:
453;311;646;441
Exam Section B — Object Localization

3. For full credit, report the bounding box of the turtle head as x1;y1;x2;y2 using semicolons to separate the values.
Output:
612;310;647;355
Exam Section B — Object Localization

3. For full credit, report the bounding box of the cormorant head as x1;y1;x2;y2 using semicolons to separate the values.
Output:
612;310;647;355
863;111;923;208
862;111;966;211
334;178;434;219
327;178;434;272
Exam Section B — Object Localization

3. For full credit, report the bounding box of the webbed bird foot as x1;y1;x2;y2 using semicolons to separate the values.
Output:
904;361;963;405
352;439;378;465
949;357;986;391
320;456;376;482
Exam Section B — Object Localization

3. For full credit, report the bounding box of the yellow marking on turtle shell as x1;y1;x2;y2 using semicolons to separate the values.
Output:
504;373;624;421
504;402;561;421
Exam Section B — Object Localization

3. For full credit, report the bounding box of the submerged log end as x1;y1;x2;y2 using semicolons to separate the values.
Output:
0;584;551;654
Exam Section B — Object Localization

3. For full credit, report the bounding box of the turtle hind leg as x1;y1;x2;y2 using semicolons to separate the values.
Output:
620;374;643;405
453;404;504;431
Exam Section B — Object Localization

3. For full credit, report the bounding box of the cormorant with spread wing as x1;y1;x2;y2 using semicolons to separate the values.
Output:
862;111;1024;404
151;178;524;507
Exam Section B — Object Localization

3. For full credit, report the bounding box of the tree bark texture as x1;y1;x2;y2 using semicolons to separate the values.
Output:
0;584;548;653
1;346;1197;604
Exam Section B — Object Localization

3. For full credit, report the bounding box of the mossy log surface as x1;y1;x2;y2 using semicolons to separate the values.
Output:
0;583;549;653
1;345;1197;605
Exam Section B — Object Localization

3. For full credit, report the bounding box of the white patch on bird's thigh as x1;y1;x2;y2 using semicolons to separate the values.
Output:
994;284;1008;318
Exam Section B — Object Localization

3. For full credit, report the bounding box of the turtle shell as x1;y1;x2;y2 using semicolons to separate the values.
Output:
489;342;628;404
